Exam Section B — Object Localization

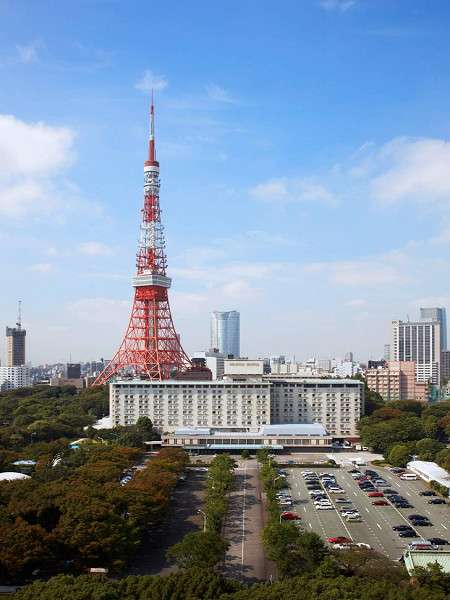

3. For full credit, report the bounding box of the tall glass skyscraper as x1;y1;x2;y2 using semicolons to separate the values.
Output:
210;311;240;357
420;307;447;351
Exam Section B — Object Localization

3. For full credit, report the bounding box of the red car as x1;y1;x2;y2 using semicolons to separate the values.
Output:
327;536;352;544
281;511;300;521
368;491;384;498
372;500;389;506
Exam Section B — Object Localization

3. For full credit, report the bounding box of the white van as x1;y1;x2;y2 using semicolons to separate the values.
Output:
400;473;418;481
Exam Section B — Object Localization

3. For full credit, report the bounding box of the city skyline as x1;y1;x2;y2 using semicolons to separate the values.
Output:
2;1;450;363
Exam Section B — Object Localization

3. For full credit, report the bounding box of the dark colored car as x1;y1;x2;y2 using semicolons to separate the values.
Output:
393;525;414;531
428;498;446;505
395;503;413;509
408;514;428;521
398;530;418;538
383;489;397;495
428;538;449;546
409;519;432;526
419;491;436;497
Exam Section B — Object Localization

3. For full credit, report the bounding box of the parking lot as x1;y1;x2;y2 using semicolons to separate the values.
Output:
285;465;449;559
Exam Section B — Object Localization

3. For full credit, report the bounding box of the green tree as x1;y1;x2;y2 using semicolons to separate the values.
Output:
240;449;251;459
388;444;412;467
166;531;229;569
415;438;446;461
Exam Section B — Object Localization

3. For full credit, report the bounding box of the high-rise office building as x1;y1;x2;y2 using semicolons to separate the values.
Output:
210;311;240;358
420;307;447;351
391;319;441;384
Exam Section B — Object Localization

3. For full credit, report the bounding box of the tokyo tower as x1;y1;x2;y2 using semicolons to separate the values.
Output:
94;100;191;384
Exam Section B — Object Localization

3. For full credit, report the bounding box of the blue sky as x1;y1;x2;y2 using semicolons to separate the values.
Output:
2;0;450;364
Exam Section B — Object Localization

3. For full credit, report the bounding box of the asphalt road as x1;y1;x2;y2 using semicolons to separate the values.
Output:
287;465;449;559
222;461;275;584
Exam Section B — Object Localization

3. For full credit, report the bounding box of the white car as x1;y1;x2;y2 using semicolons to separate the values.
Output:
341;510;360;517
302;471;315;476
314;499;332;505
346;514;362;522
355;543;371;549
329;488;345;494
317;504;335;510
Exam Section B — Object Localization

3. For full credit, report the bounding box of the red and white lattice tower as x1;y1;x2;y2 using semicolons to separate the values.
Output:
94;101;191;385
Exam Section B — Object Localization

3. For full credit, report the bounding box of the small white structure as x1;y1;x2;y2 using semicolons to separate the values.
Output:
407;460;450;495
0;366;31;391
404;549;450;575
0;472;31;482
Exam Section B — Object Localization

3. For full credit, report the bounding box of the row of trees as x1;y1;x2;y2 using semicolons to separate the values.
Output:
14;564;450;600
259;454;329;578
358;399;450;470
0;445;187;583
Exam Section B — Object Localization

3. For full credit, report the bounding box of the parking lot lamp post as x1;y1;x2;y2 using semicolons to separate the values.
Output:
197;509;207;532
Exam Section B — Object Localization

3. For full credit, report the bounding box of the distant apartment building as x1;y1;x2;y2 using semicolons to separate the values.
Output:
6;326;26;366
420;307;447;351
110;377;364;438
193;349;226;380
210;311;240;357
224;358;265;379
391;319;441;385
441;350;450;382
0;366;31;391
366;361;429;402
66;363;81;379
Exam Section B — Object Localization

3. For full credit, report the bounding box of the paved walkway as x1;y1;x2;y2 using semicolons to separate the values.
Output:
222;462;274;583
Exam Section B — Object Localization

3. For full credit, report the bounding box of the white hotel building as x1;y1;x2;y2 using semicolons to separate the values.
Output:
110;377;364;439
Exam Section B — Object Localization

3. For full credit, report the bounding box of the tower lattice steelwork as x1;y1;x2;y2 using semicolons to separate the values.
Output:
94;102;191;385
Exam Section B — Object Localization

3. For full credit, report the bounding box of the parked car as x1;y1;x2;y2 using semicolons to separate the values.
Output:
327;536;352;544
335;498;352;504
398;530;418;538
368;491;384;498
400;474;418;481
317;504;334;510
345;514;362;522
419;490;436;497
393;525;414;531
429;498;446;505
428;538;449;546
372;500;389;506
281;511;300;520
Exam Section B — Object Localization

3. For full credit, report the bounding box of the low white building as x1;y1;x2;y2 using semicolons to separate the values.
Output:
0;366;31;391
163;423;332;451
407;460;450;495
223;358;265;379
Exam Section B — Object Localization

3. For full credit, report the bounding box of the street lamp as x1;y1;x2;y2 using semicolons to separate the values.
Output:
197;509;207;532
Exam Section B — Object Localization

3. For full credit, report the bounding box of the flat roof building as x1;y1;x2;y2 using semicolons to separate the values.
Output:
110;377;363;439
162;423;332;451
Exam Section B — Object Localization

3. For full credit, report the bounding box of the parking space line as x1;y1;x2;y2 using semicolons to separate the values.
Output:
365;507;370;513
442;523;448;530
376;523;382;530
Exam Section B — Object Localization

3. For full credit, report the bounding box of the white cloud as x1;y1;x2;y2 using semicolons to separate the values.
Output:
16;41;41;64
319;0;356;11
206;84;236;104
250;177;336;205
30;262;52;273
0;114;74;176
371;137;450;205
135;69;168;93
345;298;367;308
78;241;113;256
305;250;409;287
